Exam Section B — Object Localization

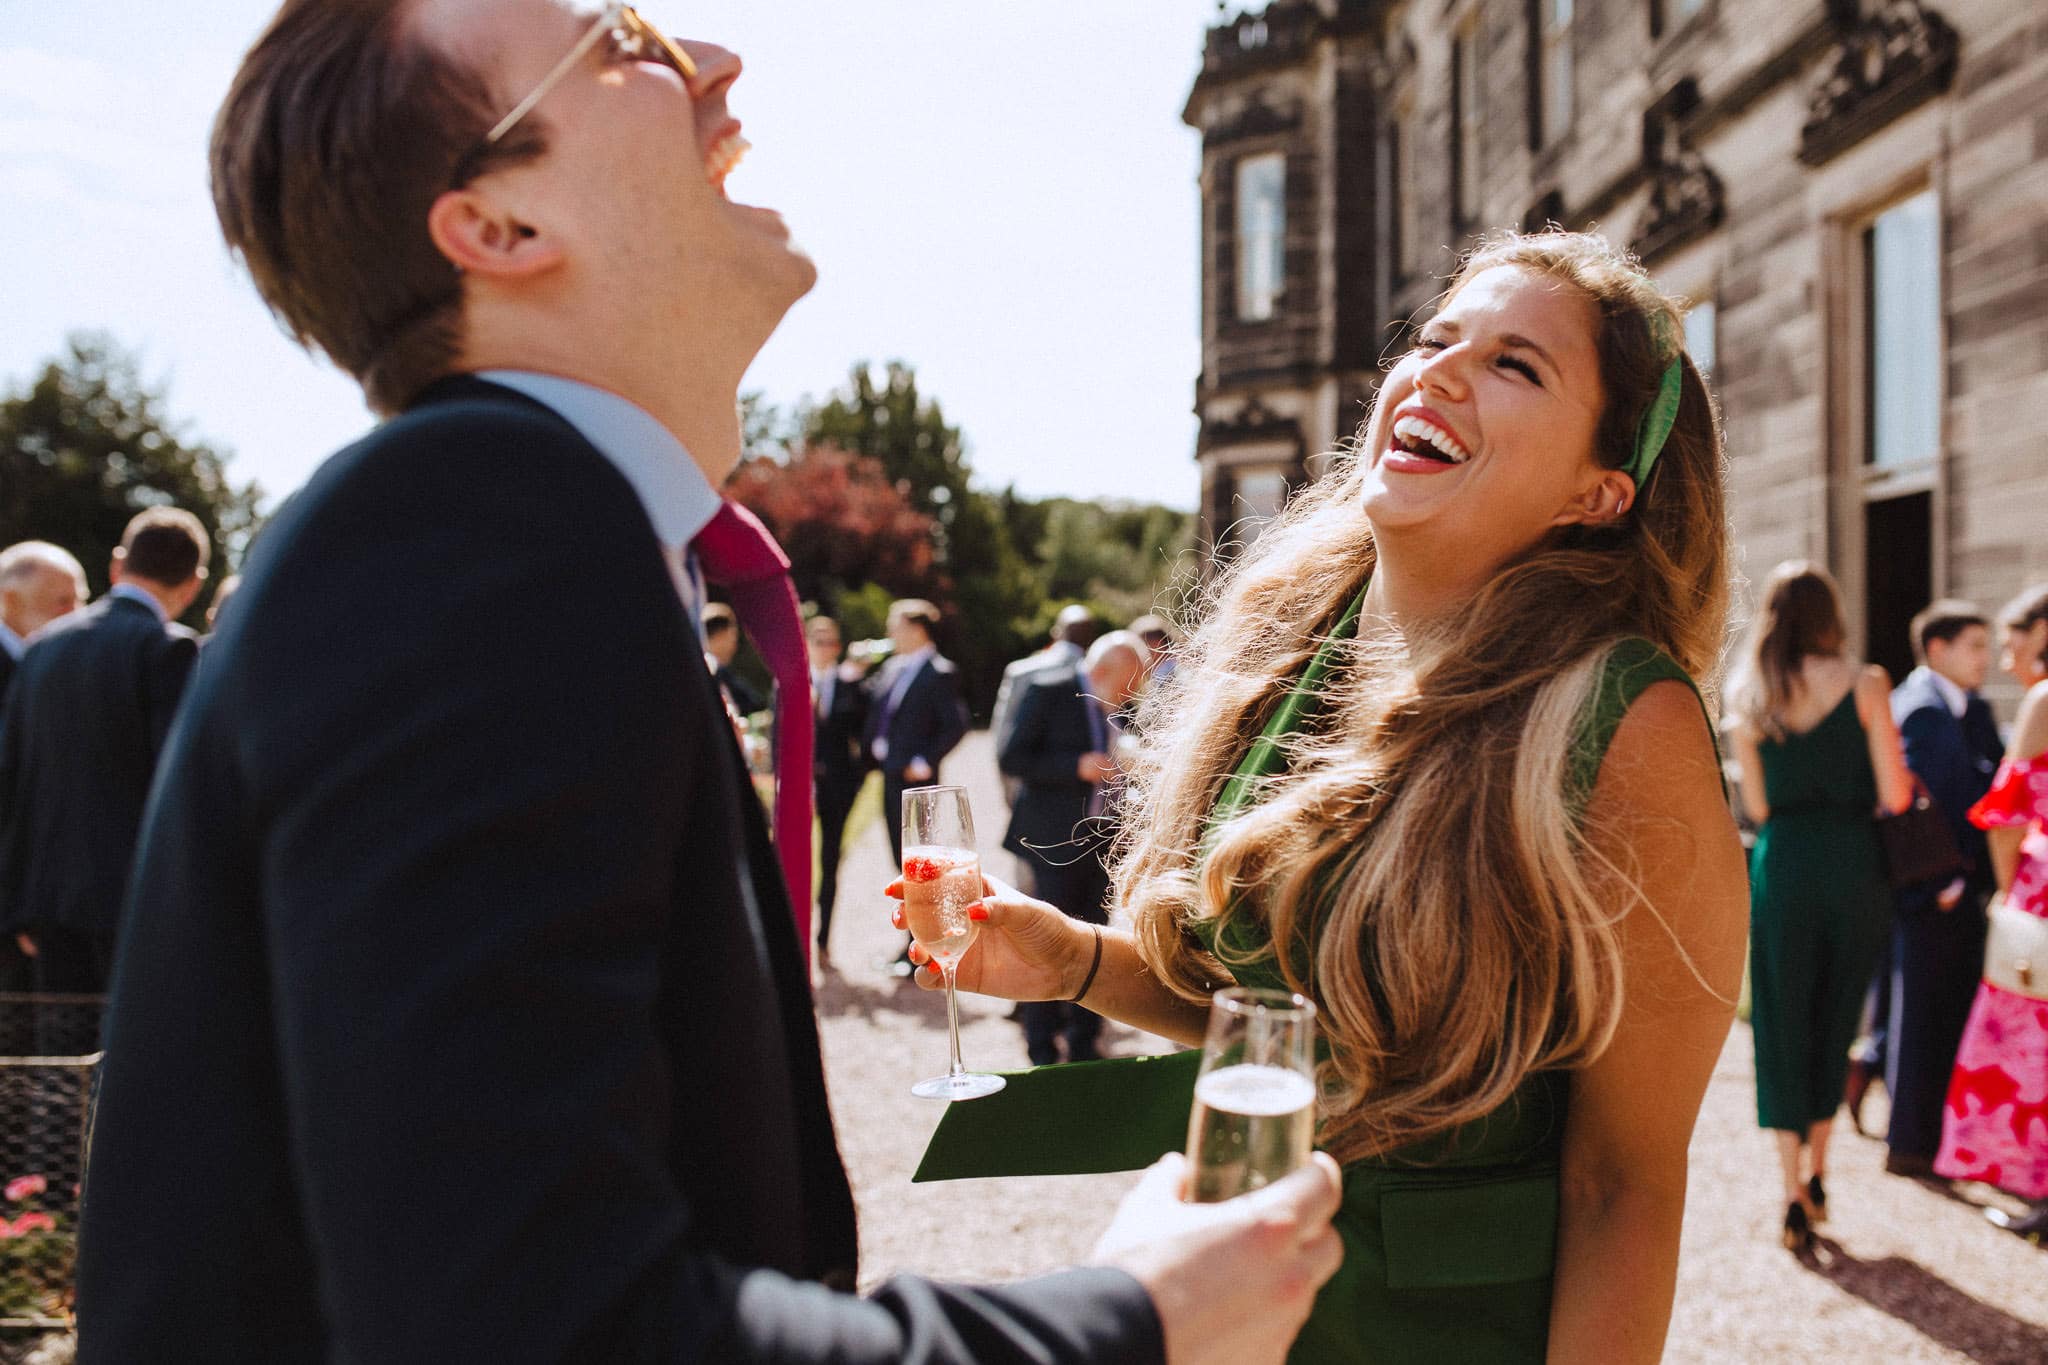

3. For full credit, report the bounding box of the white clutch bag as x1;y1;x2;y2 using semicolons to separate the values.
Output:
1985;894;2048;1001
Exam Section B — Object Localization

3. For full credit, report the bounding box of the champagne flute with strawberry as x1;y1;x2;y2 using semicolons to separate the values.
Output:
901;785;1005;1100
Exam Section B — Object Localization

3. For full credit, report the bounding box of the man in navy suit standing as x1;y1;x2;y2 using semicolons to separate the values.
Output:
0;510;207;1001
1884;601;2004;1176
866;598;968;974
1000;631;1149;1063
866;598;968;864
76;3;1339;1361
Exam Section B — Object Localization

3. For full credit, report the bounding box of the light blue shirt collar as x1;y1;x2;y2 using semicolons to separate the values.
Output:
1911;665;1970;719
108;582;167;622
0;622;22;661
477;371;723;549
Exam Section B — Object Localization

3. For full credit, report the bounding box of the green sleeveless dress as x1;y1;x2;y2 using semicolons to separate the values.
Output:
1744;691;1890;1134
916;594;1709;1365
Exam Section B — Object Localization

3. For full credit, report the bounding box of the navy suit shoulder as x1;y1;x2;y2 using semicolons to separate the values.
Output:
0;594;197;936
1000;666;1102;864
77;378;1160;1365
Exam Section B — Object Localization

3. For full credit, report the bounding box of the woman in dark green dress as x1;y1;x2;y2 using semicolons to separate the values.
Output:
1725;563;1912;1251
901;233;1748;1362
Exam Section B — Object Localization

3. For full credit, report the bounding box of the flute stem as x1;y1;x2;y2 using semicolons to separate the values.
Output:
944;965;966;1076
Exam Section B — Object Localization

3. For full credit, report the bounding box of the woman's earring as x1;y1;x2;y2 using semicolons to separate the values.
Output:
1614;494;1629;518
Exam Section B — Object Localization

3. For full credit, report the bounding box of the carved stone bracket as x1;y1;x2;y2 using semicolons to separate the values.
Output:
1798;0;1959;166
1633;79;1725;262
1197;395;1304;456
1206;95;1303;147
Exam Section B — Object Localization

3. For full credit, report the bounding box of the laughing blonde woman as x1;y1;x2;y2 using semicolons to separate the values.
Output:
899;232;1747;1363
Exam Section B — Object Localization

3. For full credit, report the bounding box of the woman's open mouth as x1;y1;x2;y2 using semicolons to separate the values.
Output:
1387;413;1471;466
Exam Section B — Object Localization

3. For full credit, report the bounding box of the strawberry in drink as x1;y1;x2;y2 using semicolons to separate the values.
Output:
900;845;981;968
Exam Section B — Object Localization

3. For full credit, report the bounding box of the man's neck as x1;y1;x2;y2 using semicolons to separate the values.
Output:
109;578;176;620
455;323;751;487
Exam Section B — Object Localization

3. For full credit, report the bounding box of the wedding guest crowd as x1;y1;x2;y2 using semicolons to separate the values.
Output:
807;613;867;965
0;510;208;1008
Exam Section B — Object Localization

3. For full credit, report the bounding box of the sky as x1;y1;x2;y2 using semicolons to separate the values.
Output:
0;1;1234;514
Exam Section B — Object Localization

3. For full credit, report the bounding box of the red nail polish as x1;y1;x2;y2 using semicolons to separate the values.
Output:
968;903;989;921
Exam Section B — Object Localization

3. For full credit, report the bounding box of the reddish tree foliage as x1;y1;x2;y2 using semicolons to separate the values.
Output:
725;443;945;605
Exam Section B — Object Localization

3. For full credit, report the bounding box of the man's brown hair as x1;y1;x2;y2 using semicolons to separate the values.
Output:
1910;599;1989;663
210;0;547;415
120;509;212;587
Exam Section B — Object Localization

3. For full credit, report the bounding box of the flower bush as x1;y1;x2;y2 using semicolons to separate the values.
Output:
0;1174;72;1321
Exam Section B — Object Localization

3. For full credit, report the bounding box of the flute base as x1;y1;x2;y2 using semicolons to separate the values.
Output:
912;1071;1007;1101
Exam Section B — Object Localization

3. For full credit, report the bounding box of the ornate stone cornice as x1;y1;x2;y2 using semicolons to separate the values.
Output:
1633;79;1725;263
1197;396;1304;455
1798;0;1959;166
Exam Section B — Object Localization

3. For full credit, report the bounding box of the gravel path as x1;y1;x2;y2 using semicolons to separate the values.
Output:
815;730;2047;1361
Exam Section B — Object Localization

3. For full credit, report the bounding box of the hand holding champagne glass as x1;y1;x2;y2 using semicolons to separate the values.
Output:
1185;988;1317;1202
901;785;1006;1100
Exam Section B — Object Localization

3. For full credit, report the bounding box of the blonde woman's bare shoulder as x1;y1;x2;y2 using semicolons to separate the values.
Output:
1598;679;1723;797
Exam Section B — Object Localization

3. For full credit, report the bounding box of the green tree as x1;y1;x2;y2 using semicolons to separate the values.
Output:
799;362;1038;715
0;334;262;625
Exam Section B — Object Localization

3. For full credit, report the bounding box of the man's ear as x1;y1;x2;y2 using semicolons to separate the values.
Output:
427;187;564;281
1554;468;1640;529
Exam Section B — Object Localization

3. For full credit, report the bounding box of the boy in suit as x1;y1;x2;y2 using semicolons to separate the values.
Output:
75;4;1340;1361
808;613;868;963
1884;600;2003;1176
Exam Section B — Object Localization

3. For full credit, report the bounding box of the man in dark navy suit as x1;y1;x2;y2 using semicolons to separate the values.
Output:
865;598;969;865
1000;632;1149;1064
75;3;1339;1361
0;541;90;994
1883;601;2004;1176
807;613;869;964
0;510;207;1000
864;598;968;974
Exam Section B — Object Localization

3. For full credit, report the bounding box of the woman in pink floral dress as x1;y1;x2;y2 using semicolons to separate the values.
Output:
1938;584;2048;1236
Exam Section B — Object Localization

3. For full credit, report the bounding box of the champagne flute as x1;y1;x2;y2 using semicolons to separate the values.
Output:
1185;987;1317;1202
901;785;1006;1100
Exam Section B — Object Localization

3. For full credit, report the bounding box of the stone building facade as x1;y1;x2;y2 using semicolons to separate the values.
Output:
1186;0;2048;694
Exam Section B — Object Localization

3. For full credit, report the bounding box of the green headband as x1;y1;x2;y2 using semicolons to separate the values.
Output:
1625;315;1684;493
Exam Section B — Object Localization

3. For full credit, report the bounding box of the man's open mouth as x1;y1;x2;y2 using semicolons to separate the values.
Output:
706;128;750;195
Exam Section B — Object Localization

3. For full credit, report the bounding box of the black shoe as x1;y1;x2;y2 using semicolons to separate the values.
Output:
1807;1175;1827;1223
1067;1041;1102;1063
1884;1150;1936;1178
1026;1046;1062;1067
1986;1204;2048;1238
1843;1060;1876;1137
1782;1200;1812;1253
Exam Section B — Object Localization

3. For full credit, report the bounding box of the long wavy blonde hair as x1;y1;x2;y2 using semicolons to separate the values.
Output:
1117;233;1731;1162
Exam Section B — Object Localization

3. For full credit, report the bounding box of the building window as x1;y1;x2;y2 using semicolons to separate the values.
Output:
1453;27;1482;223
1236;153;1286;322
1232;467;1291;536
1533;0;1574;147
1683;299;1716;385
1864;189;1941;468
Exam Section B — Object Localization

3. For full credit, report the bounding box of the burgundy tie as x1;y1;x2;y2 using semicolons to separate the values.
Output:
692;500;814;960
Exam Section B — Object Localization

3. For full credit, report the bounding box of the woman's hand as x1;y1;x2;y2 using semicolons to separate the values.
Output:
887;872;1090;1001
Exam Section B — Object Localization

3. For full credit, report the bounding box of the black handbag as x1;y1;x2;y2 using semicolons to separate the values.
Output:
1874;779;1967;890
